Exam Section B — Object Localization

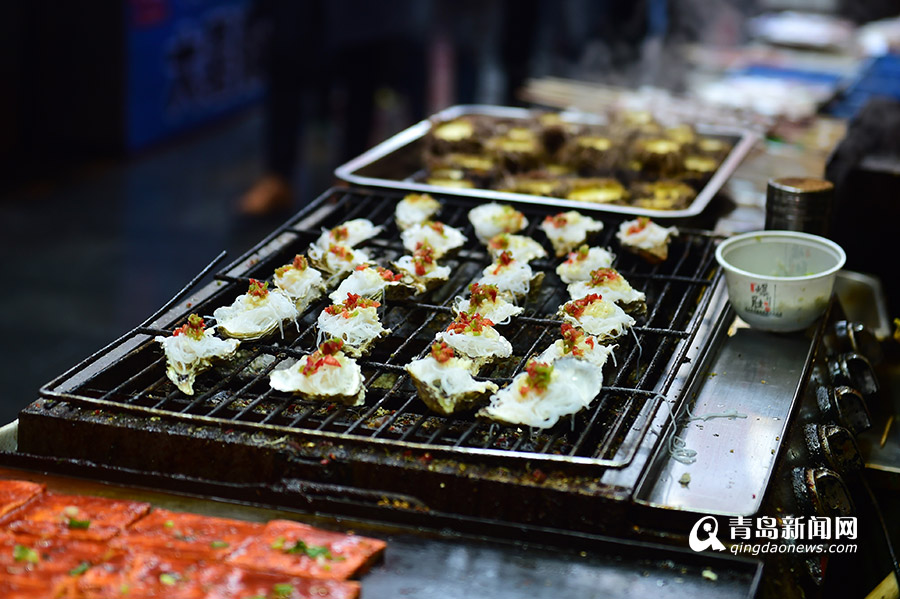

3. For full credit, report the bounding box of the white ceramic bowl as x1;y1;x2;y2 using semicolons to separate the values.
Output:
715;230;846;332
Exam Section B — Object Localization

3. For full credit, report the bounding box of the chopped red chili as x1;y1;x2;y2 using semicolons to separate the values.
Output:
331;226;349;242
492;251;514;275
173;313;205;341
469;282;498;308
519;360;554;395
446;312;493;335
563;293;603;318
626;217;650;235
430;341;454;363
247;279;269;298
589;268;620;287
544;213;568;228
376;266;403;281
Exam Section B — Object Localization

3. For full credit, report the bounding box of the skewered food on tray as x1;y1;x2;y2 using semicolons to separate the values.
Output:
406;341;499;415
539;210;605;257
616;217;678;263
394;193;441;230
629;180;697;211
316;295;389;357
478;358;604;429
269;338;365;405
563;177;629;204
155;314;241;395
213;280;299;340
555;245;616;284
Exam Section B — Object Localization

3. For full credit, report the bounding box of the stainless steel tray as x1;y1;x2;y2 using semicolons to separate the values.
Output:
335;104;760;219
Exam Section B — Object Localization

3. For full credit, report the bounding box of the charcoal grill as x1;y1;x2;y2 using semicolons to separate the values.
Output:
13;186;897;598
30;187;720;468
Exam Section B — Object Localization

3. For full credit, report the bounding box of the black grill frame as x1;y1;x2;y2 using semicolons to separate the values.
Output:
41;187;724;470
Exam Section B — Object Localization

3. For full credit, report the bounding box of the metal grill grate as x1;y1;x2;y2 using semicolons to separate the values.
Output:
42;187;723;468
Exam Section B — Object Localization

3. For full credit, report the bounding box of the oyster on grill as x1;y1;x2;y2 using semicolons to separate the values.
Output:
328;264;413;303
434;312;512;373
395;193;441;231
391;242;451;294
557;293;635;341
567;267;646;315
273;254;325;313
468;203;528;245
539;210;605;257
269;338;364;406
400;220;467;259
476;250;543;300
406;341;499;416
536;323;616;369
478;358;603;429
155;314;240;395
316;293;390;357
452;282;523;325
308;243;371;277
313;218;382;251
616;217;678;263
555;245;616;284
213;280;299;340
486;233;547;263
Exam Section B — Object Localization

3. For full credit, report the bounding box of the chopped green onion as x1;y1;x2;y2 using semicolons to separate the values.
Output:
13;544;39;563
270;536;286;550
272;583;294;599
164;520;175;528
69;561;91;576
159;572;179;586
67;518;91;530
210;540;229;549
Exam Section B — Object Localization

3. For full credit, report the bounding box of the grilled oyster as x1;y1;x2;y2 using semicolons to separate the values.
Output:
391;242;451;294
452;282;523;325
567;267;646;315
485;127;543;173
557;293;635;342
476;250;544;300
155;314;240;395
616;217;678;263
316;293;389;357
273;254;325;313
536;323;616;369
269;338;364;406
539;210;605;257
400;220;467;259
468;202;528;245
555;244;616;284
563;135;619;174
213;280;299;340
434;312;513;373
406;342;499;415
395;193;441;231
313;219;382;251
478;358;603;429
308;243;371;277
328;264;412;303
486;233;547;263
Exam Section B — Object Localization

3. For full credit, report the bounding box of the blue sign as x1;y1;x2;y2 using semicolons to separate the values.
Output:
125;0;265;150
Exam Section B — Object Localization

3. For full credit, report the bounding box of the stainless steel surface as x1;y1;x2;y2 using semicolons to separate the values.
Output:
334;104;760;219
765;177;835;236
634;312;816;516
834;271;892;341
